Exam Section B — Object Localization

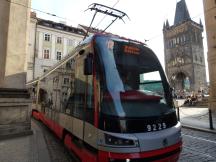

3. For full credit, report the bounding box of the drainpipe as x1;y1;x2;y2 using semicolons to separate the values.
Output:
33;20;37;80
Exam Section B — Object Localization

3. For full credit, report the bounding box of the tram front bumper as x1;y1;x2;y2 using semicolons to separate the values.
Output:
98;141;182;162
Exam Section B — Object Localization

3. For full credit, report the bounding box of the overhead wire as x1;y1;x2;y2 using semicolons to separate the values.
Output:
3;0;80;25
94;0;120;28
3;0;214;43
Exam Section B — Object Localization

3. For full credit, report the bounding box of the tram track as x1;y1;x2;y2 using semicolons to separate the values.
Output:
183;146;216;159
182;133;216;144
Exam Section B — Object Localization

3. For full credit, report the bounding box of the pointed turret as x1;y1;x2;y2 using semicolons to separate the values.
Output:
199;18;203;27
174;0;191;25
163;20;170;30
163;22;166;30
166;20;170;28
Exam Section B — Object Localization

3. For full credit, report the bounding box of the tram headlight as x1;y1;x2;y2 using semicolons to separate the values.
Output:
105;134;138;147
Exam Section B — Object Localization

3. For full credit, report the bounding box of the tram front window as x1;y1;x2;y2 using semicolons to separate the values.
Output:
95;36;174;119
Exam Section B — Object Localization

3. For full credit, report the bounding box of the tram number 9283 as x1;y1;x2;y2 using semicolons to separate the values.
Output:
146;123;167;132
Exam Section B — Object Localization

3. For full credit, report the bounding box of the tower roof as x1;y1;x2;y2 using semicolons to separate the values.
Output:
174;0;191;25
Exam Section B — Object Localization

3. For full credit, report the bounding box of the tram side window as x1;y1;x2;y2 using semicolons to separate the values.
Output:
73;56;85;119
85;77;94;124
63;59;76;115
139;71;164;97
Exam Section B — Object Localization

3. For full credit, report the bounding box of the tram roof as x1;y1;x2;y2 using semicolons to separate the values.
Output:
82;33;146;46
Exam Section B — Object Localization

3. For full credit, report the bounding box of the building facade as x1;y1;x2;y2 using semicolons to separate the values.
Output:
163;0;207;92
27;13;85;82
0;0;32;138
0;0;31;88
203;0;216;111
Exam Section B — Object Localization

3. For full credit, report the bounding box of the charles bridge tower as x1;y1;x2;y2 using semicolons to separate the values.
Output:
163;0;207;92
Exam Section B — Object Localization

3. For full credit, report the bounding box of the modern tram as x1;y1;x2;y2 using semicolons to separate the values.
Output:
29;33;182;162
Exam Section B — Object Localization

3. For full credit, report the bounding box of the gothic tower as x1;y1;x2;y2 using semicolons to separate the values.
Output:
163;0;206;92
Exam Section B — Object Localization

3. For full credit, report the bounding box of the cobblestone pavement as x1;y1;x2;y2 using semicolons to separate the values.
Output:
179;128;216;162
0;135;36;162
0;119;50;162
33;119;75;162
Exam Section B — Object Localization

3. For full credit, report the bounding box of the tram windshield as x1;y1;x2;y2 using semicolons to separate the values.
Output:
95;36;173;118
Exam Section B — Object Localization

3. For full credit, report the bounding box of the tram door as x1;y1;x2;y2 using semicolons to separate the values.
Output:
72;50;94;142
83;54;95;147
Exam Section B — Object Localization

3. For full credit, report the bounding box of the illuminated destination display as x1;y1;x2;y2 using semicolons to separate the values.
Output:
124;45;140;55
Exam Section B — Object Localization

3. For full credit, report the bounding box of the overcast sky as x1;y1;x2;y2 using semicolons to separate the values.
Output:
31;0;208;80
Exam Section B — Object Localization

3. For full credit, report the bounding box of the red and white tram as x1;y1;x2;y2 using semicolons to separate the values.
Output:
30;33;182;162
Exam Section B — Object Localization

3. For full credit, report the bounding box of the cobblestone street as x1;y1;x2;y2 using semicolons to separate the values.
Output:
179;128;216;162
33;119;74;162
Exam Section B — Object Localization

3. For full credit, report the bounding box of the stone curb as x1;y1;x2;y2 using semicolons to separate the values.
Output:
182;124;216;134
0;130;33;140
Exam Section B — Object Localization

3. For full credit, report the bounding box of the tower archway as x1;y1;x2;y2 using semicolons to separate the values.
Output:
170;72;190;92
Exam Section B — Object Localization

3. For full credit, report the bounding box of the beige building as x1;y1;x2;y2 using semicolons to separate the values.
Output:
203;0;216;111
0;0;32;138
0;0;31;88
27;13;85;82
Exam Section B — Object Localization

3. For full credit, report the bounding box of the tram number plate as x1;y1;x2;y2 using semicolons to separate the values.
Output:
146;123;166;132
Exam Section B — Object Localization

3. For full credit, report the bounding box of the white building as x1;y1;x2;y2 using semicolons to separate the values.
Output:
27;12;85;82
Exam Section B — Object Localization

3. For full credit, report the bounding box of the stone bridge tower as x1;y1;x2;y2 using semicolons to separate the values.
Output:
163;0;207;92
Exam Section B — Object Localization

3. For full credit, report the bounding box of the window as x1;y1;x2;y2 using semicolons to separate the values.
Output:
56;51;62;60
173;38;176;46
56;37;62;44
139;71;164;97
63;59;76;115
176;37;179;44
166;41;169;48
74;40;79;46
54;25;63;30
183;35;186;42
44;34;51;41
67;39;74;46
86;79;94;124
43;22;51;27
73;57;85;119
43;49;50;59
170;40;173;48
195;32;198;42
95;37;174;119
63;78;69;85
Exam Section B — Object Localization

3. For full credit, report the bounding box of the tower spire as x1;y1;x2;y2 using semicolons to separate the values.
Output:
174;0;191;25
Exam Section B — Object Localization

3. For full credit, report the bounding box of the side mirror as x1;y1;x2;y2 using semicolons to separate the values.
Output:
84;54;93;75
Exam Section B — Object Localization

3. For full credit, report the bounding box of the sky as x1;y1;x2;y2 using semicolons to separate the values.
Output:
31;0;209;81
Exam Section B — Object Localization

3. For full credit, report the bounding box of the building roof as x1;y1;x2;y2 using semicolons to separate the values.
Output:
174;0;191;25
37;19;86;36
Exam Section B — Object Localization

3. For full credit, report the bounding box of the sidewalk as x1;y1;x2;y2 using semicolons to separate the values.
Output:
179;106;216;133
0;120;51;162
